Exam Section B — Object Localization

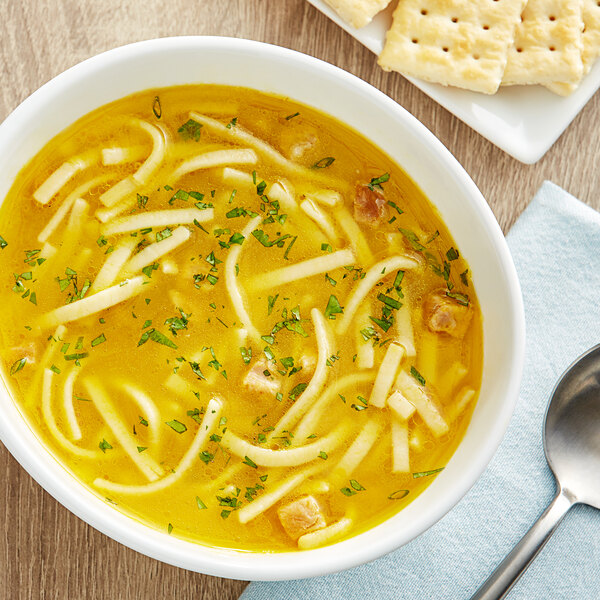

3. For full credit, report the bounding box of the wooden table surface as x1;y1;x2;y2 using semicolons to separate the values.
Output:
1;1;599;598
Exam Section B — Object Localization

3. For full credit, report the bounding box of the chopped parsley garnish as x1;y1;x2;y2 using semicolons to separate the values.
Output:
388;489;410;500
311;156;335;169
156;227;172;242
447;291;469;306
199;451;214;464
137;446;147;453
410;366;426;386
243;455;258;468
177;118;202;141
285;111;300;120
226;117;238;129
289;382;308;401
324;295;343;319
137;193;148;209
165;308;190;335
10;357;27;375
141;262;159;278
318;451;328;460
251;229;290;248
0;235;7;249
165;420;187;434
91;333;106;347
446;247;459;261
152;96;162;119
196;496;207;510
188;361;205;380
413;467;444;479
367;172;390;191
387;200;403;215
398;228;426;252
99;439;113;453
240;346;252;365
283;236;297;260
267;294;279;315
137;329;178;349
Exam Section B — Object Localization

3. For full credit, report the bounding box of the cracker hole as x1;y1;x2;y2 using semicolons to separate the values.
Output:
516;47;523;53
421;9;428;15
549;15;556;21
451;17;458;23
473;55;480;60
549;46;556;51
442;47;449;52
412;38;419;44
483;24;490;30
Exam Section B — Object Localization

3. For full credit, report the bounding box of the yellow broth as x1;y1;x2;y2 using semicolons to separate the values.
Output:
0;85;482;551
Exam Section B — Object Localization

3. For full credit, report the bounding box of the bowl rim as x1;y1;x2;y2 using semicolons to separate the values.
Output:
0;35;526;581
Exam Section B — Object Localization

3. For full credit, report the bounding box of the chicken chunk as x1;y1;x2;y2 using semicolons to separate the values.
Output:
424;291;472;338
243;360;281;395
354;184;388;226
277;495;327;541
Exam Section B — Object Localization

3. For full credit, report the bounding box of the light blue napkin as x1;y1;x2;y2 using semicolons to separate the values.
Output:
241;181;600;600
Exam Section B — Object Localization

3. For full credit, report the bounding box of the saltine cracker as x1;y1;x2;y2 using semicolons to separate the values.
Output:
378;0;527;94
323;0;393;28
546;0;600;95
503;0;584;86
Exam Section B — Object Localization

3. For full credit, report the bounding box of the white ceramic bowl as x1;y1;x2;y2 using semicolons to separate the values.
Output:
0;36;525;581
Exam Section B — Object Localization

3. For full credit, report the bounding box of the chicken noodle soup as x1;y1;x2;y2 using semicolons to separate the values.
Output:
0;86;482;551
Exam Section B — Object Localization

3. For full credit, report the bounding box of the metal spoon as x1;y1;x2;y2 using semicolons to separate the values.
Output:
471;343;600;600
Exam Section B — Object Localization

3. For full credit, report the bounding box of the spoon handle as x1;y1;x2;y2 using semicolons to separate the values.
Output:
470;487;574;600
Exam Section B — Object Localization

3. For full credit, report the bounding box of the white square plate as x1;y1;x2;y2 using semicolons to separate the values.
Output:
307;0;600;164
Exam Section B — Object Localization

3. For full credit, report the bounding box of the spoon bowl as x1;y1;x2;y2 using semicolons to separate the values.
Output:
472;343;600;600
545;344;600;508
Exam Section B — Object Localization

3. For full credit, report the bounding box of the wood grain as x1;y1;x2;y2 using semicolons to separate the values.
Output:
0;1;598;598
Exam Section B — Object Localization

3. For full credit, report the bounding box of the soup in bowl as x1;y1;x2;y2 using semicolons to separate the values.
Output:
0;37;524;580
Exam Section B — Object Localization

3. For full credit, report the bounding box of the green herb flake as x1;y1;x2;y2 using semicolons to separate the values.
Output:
388;489;410;500
398;228;426;252
10;357;27;376
446;247;459;261
289;382;308;401
324;295;343;320
367;172;390;191
165;420;187;434
196;496;207;510
410;366;426;386
387;200;403;215
447;291;469;306
177;118;202;141
318;451;328;460
413;467;444;479
99;439;113;453
267;294;279;315
152;96;162;119
283;236;297;261
312;156;335;169
137;446;148;453
156;227;173;242
285;111;300;120
141;262;159;279
199;451;214;464
0;235;8;249
226;117;238;129
325;273;337;286
243;455;258;469
91;333;106;347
